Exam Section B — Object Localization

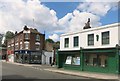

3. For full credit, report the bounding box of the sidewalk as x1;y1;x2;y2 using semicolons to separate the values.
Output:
2;60;119;80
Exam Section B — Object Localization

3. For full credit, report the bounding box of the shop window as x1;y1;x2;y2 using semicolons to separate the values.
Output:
102;31;109;45
64;38;69;48
88;34;94;46
73;36;79;47
65;56;72;64
93;58;97;66
72;57;80;65
65;56;80;65
85;54;107;67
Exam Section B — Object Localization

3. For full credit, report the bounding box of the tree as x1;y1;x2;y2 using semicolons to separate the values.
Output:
0;34;4;47
45;38;54;43
2;31;15;46
5;31;14;40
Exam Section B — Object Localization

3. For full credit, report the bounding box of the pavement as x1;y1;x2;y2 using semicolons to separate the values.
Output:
1;60;119;80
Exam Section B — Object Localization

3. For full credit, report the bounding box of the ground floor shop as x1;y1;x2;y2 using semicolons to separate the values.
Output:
58;47;120;74
14;50;42;64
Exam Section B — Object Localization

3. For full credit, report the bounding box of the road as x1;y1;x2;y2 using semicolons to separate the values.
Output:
2;62;112;81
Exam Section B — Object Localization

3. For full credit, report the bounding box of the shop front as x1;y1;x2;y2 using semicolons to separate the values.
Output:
58;47;120;74
82;47;120;74
58;50;82;71
14;50;42;64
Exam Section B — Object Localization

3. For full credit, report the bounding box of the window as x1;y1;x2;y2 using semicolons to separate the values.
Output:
24;33;29;39
102;31;109;45
88;34;94;46
64;38;69;48
85;54;107;67
36;34;40;41
20;34;23;40
65;56;80;65
73;36;79;47
15;45;18;50
25;43;29;49
36;45;40;50
20;44;23;49
72;56;80;65
65;56;72;64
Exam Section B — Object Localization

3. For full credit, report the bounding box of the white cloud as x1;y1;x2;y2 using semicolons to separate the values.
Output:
85;0;119;2
77;2;118;16
0;0;118;40
49;34;59;42
58;2;118;33
68;10;101;32
0;0;59;33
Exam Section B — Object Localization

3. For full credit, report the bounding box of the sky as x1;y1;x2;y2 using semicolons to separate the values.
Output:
0;0;119;42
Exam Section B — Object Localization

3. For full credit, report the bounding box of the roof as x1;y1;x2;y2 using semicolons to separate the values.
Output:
60;22;120;37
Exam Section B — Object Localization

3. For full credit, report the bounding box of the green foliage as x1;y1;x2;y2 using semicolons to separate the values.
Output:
0;34;4;47
5;31;14;40
45;38;54;43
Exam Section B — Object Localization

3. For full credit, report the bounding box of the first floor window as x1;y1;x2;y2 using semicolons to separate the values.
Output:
20;44;23;49
64;38;69;48
102;31;109;45
15;45;18;50
25;43;29;49
73;36;79;47
88;34;94;46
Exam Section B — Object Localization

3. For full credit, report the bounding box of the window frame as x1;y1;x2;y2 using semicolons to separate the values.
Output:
64;38;69;48
36;34;40;41
73;36;79;47
102;31;110;45
88;34;94;46
24;33;29;39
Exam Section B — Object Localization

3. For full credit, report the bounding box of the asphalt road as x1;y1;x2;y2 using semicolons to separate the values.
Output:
2;62;114;81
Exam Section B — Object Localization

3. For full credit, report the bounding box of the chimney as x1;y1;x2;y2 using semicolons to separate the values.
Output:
24;25;29;30
83;18;91;29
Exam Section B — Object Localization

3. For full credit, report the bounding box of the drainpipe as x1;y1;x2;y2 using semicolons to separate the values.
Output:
80;47;84;71
116;44;120;74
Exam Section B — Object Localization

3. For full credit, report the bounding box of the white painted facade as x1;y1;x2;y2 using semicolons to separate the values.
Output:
42;51;54;65
59;23;120;51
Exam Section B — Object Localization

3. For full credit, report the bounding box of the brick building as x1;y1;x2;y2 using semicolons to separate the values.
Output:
7;26;45;64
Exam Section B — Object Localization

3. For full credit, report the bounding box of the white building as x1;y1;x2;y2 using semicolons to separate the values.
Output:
58;22;120;74
60;23;120;51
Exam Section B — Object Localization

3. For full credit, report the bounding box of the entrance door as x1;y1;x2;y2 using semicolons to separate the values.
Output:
24;54;29;63
49;57;52;64
108;54;116;73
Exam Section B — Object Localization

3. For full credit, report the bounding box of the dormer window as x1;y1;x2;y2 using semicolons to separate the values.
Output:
36;34;40;41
